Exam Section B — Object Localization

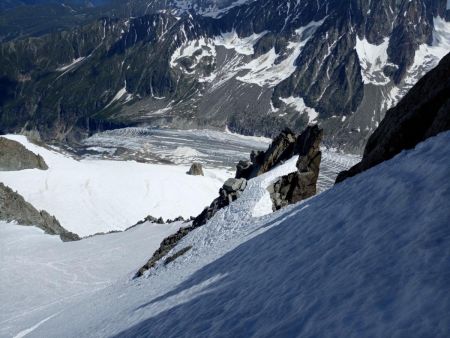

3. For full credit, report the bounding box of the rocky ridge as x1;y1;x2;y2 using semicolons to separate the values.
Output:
0;183;80;241
135;125;323;276
0;137;48;171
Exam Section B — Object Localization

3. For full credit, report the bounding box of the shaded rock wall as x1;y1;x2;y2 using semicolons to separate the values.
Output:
336;52;450;183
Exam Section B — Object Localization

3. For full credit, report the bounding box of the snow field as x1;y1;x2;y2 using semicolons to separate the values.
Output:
21;131;450;338
0;135;231;237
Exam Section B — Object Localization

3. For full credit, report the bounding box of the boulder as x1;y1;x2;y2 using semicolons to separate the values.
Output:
336;52;450;184
187;162;204;176
235;160;253;180
0;183;79;241
223;178;246;193
193;177;247;227
0;137;48;171
268;125;323;210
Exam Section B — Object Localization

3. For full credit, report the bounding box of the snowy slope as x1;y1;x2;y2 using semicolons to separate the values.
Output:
0;220;182;337
0;135;230;237
9;131;450;338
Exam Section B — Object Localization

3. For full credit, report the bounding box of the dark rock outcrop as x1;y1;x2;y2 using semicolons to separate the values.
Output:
193;178;247;227
164;246;193;266
136;215;165;225
336;52;450;184
135;225;195;277
236;128;297;180
166;216;186;223
187;162;204;176
268;125;323;210
0;183;79;241
135;177;247;277
0;137;48;171
135;126;325;277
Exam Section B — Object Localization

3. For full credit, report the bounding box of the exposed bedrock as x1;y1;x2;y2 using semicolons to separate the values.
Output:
0;137;48;171
0;183;79;241
268;125;323;210
336;52;450;184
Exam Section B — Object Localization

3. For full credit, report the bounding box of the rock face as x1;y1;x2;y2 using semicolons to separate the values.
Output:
193;178;247;227
187;162;204;176
0;137;48;171
336;52;450;184
0;183;79;241
236;128;298;180
269;125;323;210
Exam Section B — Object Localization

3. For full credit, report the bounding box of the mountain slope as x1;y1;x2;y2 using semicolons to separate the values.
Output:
13;130;450;338
0;0;449;150
336;51;450;183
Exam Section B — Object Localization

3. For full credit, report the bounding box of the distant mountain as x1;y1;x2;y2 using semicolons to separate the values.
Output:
0;0;449;151
0;0;109;10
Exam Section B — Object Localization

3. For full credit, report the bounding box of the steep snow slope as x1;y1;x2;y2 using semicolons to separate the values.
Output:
0;220;182;337
0;135;230;236
12;131;450;338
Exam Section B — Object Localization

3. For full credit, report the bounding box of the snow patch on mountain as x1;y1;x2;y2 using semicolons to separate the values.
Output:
56;57;86;72
171;30;266;70
105;82;133;108
174;0;257;18
214;30;268;55
170;37;216;69
355;37;391;85
237;20;324;87
403;16;450;88
379;16;450;112
280;96;319;123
